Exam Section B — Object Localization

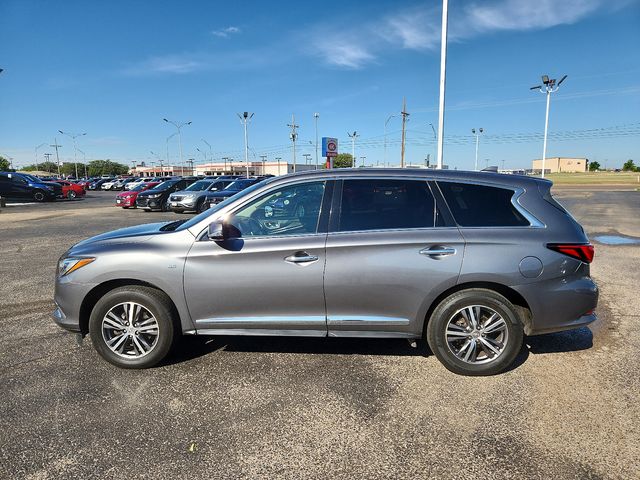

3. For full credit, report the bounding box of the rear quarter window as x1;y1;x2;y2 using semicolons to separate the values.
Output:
437;181;530;227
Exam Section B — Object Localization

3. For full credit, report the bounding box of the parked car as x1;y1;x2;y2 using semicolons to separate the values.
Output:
169;179;235;213
88;178;114;190
56;180;86;200
0;172;61;201
135;178;194;211
114;182;160;208
200;177;265;210
101;179;119;191
52;169;598;375
125;177;174;190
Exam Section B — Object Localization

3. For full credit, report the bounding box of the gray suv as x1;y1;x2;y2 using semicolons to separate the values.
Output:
52;169;598;375
169;179;234;213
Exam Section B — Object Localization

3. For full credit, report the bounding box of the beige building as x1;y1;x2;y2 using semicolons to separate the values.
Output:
193;161;317;177
531;157;588;173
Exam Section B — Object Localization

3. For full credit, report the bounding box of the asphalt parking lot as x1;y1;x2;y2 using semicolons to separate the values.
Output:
1;188;639;479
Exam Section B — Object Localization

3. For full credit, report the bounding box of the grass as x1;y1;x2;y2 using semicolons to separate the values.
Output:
545;171;640;185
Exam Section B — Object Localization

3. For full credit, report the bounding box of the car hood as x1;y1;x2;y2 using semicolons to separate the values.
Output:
207;189;239;198
138;189;168;197
72;222;169;249
171;189;204;196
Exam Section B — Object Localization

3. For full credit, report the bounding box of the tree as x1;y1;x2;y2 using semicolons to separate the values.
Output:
622;159;636;172
87;160;129;177
588;161;601;172
332;153;355;169
0;156;11;171
21;161;58;173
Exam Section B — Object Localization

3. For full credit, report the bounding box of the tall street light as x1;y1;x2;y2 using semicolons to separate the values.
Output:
471;128;483;171
313;113;320;169
202;139;213;172
76;148;87;177
531;74;567;178
163;118;191;169
35;143;47;172
436;0;449;169
237;112;254;178
166;131;178;165
348;131;359;168
58;130;86;178
384;115;396;167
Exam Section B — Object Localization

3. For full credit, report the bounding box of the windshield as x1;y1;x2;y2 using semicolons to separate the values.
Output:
22;174;40;183
177;180;269;232
130;184;149;192
185;180;212;192
225;179;255;191
151;180;178;190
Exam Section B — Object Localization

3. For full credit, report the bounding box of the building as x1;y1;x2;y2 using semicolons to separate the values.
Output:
531;157;588;174
130;165;192;177
193;161;317;177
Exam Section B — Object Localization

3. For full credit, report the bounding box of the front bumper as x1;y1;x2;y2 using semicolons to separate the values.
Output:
52;276;96;334
115;197;135;207
52;304;81;333
136;197;163;209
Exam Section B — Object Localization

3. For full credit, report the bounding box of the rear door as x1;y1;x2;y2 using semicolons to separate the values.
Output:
324;177;465;338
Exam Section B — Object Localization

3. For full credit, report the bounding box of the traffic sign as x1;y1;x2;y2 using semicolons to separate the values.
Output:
322;137;338;157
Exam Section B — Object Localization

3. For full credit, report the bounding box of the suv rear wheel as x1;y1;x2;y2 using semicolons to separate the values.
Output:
426;288;524;376
33;190;46;202
89;286;177;368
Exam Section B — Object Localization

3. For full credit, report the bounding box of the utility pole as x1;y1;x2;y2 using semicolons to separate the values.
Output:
436;0;449;169
400;97;410;168
259;155;267;174
303;153;311;165
347;131;359;167
501;159;505;171
275;157;282;175
288;114;299;173
58;130;86;179
313;113;320;169
531;74;567;178
43;153;52;173
76;149;87;177
237;112;254;178
222;157;228;172
471;128;484;171
360;156;366;167
50;138;62;177
384;114;396;168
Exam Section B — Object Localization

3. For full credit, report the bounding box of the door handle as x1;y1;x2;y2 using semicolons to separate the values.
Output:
419;246;457;257
284;252;319;264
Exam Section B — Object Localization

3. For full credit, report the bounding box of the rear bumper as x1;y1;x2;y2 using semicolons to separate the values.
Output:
513;275;599;335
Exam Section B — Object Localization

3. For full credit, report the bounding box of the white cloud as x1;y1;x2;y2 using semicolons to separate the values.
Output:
123;53;206;75
308;0;625;69
212;26;241;38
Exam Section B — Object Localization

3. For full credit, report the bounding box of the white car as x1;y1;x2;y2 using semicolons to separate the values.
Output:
125;179;149;190
101;180;117;190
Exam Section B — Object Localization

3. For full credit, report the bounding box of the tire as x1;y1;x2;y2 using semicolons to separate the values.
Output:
196;199;207;213
67;190;77;200
162;200;171;212
33;190;46;202
89;286;178;369
426;288;524;376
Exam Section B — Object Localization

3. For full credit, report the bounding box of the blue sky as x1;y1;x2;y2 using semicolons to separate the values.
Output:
1;0;639;171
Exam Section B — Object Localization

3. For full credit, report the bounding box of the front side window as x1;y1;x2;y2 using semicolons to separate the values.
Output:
226;181;326;237
437;181;529;227
338;179;443;232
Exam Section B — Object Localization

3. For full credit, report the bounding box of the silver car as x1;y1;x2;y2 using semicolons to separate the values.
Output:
169;179;234;213
52;169;598;375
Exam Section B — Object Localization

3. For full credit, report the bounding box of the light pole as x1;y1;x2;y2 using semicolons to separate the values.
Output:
202;139;213;171
35;143;46;172
436;0;449;169
58;130;86;178
303;153;311;165
347;131;359;167
471;128;483;171
237;112;254;178
384;115;396;167
76;148;87;177
360;156;366;167
166;132;177;165
163;118;191;169
531;74;567;178
275;157;282;176
287;114;299;173
313;113;320;169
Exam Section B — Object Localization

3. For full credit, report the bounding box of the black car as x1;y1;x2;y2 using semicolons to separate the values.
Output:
135;178;194;211
88;178;114;190
200;177;266;210
0;172;62;201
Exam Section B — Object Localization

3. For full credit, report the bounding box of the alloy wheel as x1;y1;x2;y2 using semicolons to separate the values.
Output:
101;302;159;359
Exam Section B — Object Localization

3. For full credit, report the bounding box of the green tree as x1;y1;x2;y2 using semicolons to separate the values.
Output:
588;161;601;172
0;155;11;171
87;160;129;177
332;153;355;168
21;161;58;173
622;159;636;172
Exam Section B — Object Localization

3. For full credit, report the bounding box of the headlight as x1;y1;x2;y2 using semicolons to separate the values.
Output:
57;257;95;277
182;194;194;199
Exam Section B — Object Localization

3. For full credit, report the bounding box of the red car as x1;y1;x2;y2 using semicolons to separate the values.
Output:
115;182;160;208
57;181;86;200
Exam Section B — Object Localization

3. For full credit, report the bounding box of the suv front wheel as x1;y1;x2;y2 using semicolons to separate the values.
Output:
89;286;177;368
426;288;524;376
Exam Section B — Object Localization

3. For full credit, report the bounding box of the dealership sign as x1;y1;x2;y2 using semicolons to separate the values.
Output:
322;137;338;157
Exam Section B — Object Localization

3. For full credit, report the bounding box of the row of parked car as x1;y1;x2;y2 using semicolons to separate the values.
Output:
114;175;272;213
0;171;86;201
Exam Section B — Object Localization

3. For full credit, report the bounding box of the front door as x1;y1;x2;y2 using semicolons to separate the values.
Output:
184;180;332;336
324;178;465;338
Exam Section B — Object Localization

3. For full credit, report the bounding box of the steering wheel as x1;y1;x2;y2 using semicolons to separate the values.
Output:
234;217;263;236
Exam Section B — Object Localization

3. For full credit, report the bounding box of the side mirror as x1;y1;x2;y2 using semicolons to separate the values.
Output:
207;220;226;241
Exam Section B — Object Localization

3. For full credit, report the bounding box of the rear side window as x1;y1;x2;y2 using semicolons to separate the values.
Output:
437;182;529;227
338;179;444;232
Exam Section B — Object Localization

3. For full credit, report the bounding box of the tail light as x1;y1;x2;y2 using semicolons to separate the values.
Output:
547;243;594;263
